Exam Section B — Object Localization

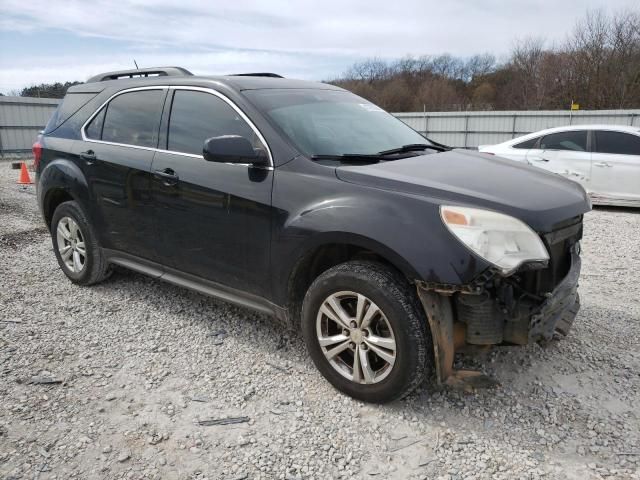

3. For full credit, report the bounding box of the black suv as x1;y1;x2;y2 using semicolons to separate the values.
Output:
35;67;590;402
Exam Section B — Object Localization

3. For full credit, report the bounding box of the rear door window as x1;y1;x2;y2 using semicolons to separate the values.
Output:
167;90;262;156
100;90;164;148
540;131;587;152
594;130;640;155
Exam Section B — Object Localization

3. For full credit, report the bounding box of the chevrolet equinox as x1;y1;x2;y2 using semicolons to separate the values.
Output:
35;67;590;403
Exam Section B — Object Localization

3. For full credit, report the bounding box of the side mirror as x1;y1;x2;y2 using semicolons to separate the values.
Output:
203;135;268;166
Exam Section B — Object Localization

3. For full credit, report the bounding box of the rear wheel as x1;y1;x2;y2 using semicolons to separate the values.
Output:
302;261;432;403
51;201;111;285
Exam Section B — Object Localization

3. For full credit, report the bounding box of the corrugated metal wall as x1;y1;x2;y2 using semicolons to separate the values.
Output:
1;96;639;154
0;96;60;155
394;110;640;148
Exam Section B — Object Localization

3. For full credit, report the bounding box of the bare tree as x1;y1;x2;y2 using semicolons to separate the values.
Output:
329;8;640;112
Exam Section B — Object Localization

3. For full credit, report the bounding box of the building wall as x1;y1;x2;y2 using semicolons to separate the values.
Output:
1;95;639;154
0;96;60;155
394;110;640;148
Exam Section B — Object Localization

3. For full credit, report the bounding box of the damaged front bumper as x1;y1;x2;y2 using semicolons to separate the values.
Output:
416;244;582;387
529;249;580;341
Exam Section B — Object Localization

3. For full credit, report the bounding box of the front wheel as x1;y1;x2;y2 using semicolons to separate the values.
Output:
301;261;432;403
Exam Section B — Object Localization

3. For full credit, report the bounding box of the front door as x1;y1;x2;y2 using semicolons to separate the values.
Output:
150;88;273;298
590;130;640;204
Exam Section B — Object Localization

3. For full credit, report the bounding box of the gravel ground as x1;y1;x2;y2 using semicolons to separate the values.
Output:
1;160;639;480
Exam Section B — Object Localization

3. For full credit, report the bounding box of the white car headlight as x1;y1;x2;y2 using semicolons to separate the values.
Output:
440;205;549;275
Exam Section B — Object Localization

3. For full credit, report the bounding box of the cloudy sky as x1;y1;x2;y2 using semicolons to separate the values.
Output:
0;0;637;94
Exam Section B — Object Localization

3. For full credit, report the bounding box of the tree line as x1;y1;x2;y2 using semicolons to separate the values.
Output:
329;9;640;111
16;81;83;99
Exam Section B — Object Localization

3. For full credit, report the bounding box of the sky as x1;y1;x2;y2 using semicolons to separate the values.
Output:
0;0;638;94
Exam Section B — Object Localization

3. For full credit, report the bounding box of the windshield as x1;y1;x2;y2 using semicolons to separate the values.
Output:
244;89;430;157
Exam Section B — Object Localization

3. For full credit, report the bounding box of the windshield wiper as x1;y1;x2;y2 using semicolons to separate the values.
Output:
424;137;452;151
310;142;451;162
378;143;449;155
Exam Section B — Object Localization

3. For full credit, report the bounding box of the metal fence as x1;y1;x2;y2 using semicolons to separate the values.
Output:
394;110;640;148
0;96;60;156
1;95;640;154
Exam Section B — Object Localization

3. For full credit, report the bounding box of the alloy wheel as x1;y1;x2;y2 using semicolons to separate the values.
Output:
56;216;86;273
316;291;396;384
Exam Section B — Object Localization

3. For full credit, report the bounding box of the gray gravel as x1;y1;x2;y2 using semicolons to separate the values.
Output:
1;160;639;480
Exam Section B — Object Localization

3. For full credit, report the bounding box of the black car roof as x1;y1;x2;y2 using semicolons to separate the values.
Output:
68;72;343;94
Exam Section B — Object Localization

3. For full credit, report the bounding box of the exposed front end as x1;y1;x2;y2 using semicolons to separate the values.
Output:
417;211;584;387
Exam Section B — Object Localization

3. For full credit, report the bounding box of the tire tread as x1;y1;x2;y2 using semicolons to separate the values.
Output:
302;260;432;403
51;201;111;285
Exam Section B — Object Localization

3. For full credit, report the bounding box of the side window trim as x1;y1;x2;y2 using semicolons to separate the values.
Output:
85;106;107;140
158;90;175;151
80;85;274;168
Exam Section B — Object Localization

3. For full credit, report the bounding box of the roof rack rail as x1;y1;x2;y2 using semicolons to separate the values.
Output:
230;73;284;78
87;66;193;83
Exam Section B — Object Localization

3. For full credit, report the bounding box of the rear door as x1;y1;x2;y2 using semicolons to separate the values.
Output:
150;87;273;298
590;130;640;204
528;130;591;189
74;88;166;260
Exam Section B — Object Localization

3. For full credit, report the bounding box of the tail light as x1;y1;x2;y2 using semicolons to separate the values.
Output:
32;140;42;170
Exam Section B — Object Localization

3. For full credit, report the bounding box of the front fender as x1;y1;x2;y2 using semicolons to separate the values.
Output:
288;229;421;280
270;159;491;306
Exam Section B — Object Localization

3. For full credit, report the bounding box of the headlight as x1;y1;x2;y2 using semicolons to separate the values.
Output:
440;205;549;275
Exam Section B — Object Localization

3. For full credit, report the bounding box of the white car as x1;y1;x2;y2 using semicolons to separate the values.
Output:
478;125;640;207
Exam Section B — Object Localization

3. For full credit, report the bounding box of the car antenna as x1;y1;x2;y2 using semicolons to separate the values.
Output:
133;59;139;69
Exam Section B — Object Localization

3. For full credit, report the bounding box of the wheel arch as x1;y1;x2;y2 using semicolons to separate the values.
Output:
282;232;420;328
39;159;89;230
42;188;77;229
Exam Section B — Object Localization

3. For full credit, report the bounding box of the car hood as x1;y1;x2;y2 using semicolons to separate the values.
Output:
335;149;591;232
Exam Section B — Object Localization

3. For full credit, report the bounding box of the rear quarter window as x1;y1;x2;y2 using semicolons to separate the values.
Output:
44;93;97;134
512;137;539;149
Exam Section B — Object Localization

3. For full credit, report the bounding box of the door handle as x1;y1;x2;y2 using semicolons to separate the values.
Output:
531;157;549;162
593;162;612;168
154;168;179;186
79;150;96;165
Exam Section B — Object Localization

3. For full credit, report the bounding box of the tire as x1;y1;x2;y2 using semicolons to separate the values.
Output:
51;200;111;285
301;260;432;403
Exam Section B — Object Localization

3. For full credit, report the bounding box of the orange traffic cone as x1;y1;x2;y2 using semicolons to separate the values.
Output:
17;162;33;185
